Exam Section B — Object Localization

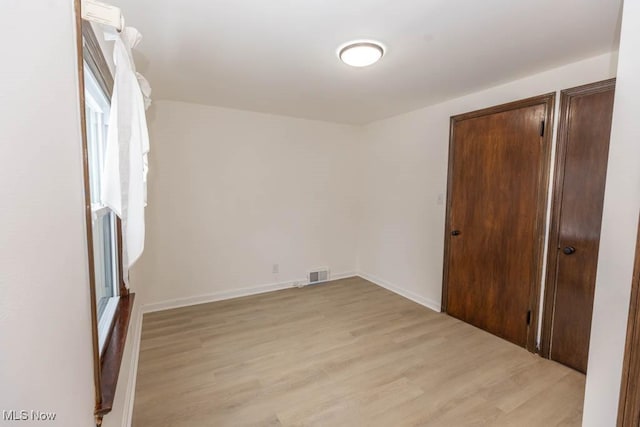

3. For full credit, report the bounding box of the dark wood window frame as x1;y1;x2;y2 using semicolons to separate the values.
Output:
74;2;135;425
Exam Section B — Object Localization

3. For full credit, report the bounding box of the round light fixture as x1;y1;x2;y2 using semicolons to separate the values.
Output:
339;41;385;67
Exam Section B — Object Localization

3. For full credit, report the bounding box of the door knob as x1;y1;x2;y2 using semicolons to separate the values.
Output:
562;246;576;255
451;230;461;236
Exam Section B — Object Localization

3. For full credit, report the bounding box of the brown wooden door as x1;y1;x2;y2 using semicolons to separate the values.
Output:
619;219;640;426
444;95;554;350
542;80;615;373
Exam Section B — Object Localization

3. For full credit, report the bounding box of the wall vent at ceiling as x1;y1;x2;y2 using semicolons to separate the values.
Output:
308;268;330;285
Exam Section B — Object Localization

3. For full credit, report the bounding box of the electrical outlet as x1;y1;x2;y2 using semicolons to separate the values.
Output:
437;193;445;205
272;264;279;274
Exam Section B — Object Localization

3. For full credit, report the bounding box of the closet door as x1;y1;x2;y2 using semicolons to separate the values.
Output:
541;79;615;373
443;94;554;350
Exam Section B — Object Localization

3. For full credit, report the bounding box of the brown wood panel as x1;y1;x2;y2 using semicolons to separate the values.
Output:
541;79;615;373
619;217;640;426
443;94;555;351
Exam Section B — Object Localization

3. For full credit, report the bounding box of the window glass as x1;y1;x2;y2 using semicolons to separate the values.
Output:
84;63;119;351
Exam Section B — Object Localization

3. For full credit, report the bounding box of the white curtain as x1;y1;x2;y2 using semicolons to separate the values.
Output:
101;27;151;286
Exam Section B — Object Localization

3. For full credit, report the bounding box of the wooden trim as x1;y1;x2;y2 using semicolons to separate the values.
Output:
74;0;103;414
96;294;136;418
441;93;556;353
440;117;455;314
618;216;640;426
540;78;616;359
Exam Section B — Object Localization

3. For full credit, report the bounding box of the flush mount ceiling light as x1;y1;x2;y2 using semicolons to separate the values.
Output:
338;41;385;67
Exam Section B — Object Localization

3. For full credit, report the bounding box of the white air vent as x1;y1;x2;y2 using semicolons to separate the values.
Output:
308;268;330;285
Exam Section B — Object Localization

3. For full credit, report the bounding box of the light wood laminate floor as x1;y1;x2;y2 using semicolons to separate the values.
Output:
133;277;585;426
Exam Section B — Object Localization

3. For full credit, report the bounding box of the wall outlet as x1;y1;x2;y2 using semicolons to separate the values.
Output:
437;193;445;205
272;263;279;274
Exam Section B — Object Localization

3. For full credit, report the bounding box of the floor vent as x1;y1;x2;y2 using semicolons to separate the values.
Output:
308;268;329;285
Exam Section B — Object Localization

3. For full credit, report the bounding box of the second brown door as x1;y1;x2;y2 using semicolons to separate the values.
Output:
542;79;615;373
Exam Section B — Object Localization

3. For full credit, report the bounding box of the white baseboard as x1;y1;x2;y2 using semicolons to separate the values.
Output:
122;304;143;427
141;271;358;314
357;271;441;312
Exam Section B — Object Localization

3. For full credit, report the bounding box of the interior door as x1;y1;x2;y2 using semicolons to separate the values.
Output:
443;95;554;350
542;79;615;373
618;220;640;426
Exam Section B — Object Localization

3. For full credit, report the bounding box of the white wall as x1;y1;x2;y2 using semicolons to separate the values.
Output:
356;52;618;312
136;52;620;316
134;101;362;308
0;1;96;426
583;0;640;424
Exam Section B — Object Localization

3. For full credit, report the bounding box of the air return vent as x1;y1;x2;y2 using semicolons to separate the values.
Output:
308;268;330;285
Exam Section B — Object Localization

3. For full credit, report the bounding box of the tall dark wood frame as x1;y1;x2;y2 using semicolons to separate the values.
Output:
618;217;640;426
540;78;616;363
441;93;556;353
74;2;135;425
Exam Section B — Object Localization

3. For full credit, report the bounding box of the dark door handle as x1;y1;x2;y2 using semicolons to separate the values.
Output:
451;230;461;236
562;246;576;255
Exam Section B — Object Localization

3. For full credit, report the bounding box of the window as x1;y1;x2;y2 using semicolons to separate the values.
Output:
84;63;120;352
79;18;136;424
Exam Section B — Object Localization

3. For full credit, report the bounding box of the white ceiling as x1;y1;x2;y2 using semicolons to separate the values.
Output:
112;0;622;124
